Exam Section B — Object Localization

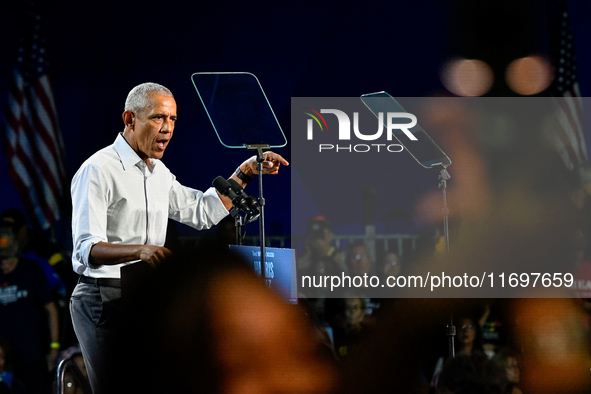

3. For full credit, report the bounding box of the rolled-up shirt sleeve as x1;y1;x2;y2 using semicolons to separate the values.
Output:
168;178;228;230
71;163;108;269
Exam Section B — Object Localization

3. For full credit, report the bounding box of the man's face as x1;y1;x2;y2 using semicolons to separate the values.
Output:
308;229;330;251
345;298;365;330
349;245;371;276
1;257;17;275
129;94;177;162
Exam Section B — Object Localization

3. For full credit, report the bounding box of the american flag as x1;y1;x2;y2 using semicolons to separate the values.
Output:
2;3;67;230
549;0;587;171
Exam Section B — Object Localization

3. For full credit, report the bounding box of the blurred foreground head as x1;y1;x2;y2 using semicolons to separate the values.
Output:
511;298;591;393
123;245;336;393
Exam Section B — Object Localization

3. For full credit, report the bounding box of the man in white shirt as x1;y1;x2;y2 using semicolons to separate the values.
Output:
69;82;287;393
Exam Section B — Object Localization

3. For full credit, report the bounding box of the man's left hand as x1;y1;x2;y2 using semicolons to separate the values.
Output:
241;151;289;176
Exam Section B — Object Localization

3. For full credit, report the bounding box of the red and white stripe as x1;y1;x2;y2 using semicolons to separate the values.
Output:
4;71;66;229
553;84;586;171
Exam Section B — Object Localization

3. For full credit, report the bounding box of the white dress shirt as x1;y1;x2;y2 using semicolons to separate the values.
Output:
71;134;228;278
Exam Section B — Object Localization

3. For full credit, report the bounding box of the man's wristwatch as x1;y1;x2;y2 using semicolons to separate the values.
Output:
235;167;253;183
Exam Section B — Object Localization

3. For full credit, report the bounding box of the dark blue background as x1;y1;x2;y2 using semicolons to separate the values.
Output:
1;0;591;244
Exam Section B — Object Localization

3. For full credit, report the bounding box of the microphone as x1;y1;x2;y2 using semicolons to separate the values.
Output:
212;177;260;222
228;178;260;214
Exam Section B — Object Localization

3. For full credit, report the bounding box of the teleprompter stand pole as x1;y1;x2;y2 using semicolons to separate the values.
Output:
447;314;456;358
435;165;451;252
434;165;454;357
247;144;269;283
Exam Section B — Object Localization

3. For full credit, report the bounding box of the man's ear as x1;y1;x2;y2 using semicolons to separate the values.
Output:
122;110;135;127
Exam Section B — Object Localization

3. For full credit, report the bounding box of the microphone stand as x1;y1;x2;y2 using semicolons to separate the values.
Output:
232;209;243;246
247;144;269;284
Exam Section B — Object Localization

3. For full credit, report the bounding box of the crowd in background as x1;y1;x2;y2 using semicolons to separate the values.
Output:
2;209;591;393
295;215;591;393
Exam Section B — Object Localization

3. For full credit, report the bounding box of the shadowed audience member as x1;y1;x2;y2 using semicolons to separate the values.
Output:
492;347;522;394
345;241;373;278
432;313;486;387
0;225;59;394
299;216;346;276
325;297;369;360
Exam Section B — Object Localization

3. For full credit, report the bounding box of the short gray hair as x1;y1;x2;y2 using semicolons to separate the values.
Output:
124;82;173;115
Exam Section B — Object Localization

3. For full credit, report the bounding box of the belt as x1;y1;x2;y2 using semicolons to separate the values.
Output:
79;275;122;288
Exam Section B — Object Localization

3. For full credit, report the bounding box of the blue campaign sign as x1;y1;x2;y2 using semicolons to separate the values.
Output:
230;245;298;304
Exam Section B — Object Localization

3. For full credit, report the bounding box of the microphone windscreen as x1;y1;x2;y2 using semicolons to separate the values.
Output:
212;176;231;195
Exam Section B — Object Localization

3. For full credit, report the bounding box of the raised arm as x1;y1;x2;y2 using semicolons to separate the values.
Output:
218;151;289;210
